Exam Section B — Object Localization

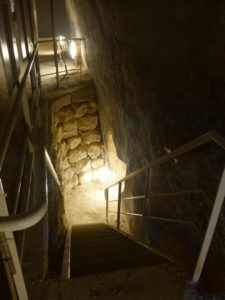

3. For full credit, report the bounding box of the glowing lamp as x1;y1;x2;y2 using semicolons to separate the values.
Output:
69;41;77;59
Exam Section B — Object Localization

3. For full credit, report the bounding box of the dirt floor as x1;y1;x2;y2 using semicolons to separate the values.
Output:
29;263;190;300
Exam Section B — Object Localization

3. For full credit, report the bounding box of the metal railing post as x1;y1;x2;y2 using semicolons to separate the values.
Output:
192;167;225;284
12;136;28;215
50;0;59;87
79;40;82;81
143;168;150;216
30;63;37;90
0;182;29;300
117;183;122;230
105;188;109;224
16;152;33;263
0;44;38;172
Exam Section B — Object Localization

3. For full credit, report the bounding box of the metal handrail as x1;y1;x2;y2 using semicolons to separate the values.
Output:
108;189;211;232
105;130;225;287
38;37;85;43
107;130;225;189
0;44;39;171
45;149;61;187
0;42;61;231
106;223;176;264
0;193;47;232
108;211;194;226
0;135;47;232
108;188;211;202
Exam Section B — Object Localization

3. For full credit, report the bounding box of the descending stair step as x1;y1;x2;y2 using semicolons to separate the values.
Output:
72;238;132;250
72;242;149;259
71;223;112;232
71;228;122;238
70;223;168;278
72;233;127;243
72;248;163;264
71;252;165;277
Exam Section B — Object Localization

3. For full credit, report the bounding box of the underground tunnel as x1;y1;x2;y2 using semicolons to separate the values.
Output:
0;0;225;299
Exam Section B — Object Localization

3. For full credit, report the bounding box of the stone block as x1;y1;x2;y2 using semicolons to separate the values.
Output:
63;168;74;182
88;101;98;114
59;156;70;171
67;136;82;150
81;130;101;144
87;143;101;159
73;103;89;118
58;106;74;122
60;142;69;157
62;119;78;139
73;158;91;174
68;146;87;163
77;115;98;131
91;158;104;169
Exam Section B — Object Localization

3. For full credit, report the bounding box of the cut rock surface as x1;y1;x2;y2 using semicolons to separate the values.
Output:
91;158;104;169
60;142;69;157
87;143;101;159
59;156;70;171
88;101;98;114
54;94;71;112
81;130;101;144
64;168;74;182
78;115;98;131
52;81;106;219
58;106;74;122
71;87;96;103
79;172;93;185
73;103;89;118
68;146;87;164
67;136;82;150
62;120;78;139
73;158;91;175
64;174;79;190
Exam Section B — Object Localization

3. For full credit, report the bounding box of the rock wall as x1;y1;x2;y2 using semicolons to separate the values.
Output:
67;0;225;291
51;83;105;192
68;0;225;170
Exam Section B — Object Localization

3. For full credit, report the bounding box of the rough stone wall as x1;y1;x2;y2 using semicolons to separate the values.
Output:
51;84;105;191
69;0;225;170
67;0;225;291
